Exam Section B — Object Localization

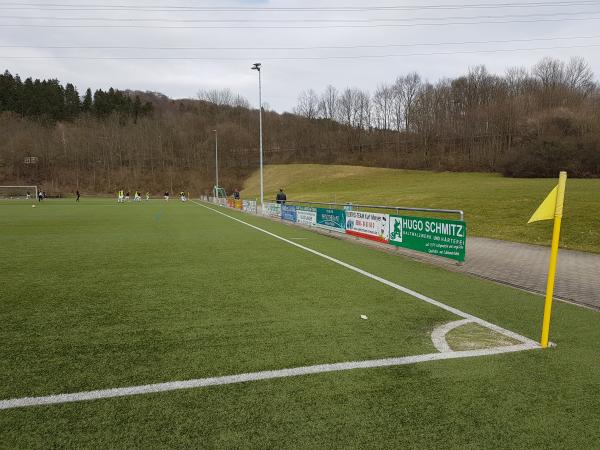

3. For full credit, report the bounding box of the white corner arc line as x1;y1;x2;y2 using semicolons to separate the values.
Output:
0;344;534;411
192;201;539;348
431;319;472;352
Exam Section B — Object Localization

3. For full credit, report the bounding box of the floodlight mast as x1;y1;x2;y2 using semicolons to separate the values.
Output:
251;62;264;208
212;129;218;190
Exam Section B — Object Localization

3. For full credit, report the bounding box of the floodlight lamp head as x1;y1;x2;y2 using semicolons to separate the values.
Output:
252;63;261;71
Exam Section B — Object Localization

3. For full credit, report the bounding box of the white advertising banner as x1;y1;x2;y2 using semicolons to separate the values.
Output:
242;200;257;214
345;210;389;243
296;207;317;226
263;202;282;218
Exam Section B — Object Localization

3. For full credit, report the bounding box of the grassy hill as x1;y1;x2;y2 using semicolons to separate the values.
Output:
241;165;600;253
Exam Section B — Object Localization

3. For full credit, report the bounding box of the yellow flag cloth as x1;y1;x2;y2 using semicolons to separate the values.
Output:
528;185;558;223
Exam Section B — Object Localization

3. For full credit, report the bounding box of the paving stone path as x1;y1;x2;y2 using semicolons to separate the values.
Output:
393;236;600;310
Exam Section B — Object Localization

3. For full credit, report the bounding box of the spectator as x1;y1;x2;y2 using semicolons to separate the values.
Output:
276;188;287;204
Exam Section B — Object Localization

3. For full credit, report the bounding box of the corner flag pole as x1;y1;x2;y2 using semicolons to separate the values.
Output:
539;171;567;348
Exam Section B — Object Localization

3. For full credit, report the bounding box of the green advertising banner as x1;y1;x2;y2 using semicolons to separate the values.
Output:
316;208;346;232
389;215;466;261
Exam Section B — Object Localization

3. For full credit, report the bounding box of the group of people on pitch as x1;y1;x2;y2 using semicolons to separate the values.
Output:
117;190;148;202
116;190;188;202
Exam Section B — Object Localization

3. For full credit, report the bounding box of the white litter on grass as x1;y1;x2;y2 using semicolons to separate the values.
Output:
360;315;368;320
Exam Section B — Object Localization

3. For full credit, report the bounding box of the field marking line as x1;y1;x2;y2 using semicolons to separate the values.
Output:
192;201;539;348
0;344;534;411
431;319;472;353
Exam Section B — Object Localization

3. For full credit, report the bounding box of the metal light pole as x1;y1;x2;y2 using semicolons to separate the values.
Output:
251;62;264;207
212;129;218;190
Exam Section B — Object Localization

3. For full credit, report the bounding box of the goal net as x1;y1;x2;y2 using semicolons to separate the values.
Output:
0;186;38;200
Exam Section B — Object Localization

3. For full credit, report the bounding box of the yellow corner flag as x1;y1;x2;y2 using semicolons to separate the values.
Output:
528;171;567;348
528;186;558;223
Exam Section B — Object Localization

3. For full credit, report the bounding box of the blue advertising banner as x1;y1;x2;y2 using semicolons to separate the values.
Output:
281;204;297;222
316;208;346;232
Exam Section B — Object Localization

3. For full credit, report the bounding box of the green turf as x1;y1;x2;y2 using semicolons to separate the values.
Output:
1;198;599;448
241;164;600;253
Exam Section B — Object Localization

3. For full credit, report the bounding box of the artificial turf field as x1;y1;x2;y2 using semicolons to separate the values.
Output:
1;198;599;448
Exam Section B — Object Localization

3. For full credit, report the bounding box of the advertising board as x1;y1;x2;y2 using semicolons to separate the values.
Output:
345;210;389;243
389;215;466;261
316;208;346;232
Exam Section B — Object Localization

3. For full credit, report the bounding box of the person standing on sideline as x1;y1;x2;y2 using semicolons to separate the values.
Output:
276;188;287;204
76;190;80;202
146;192;150;201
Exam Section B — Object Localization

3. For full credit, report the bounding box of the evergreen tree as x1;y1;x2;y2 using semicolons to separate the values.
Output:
82;88;92;112
64;83;81;120
132;95;142;123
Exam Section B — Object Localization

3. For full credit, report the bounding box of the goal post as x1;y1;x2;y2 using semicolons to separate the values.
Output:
0;186;38;201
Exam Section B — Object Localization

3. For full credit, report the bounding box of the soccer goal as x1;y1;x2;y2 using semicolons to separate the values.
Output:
212;186;227;199
0;186;38;201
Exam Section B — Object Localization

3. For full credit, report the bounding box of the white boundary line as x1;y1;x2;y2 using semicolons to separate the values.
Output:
0;344;534;410
431;319;473;353
0;202;540;411
191;201;539;347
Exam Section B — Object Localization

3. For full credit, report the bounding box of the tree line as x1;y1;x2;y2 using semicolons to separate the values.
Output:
0;70;153;123
291;57;599;177
0;57;599;196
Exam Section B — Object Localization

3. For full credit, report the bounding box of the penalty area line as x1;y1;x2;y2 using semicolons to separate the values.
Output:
191;201;539;348
0;344;534;410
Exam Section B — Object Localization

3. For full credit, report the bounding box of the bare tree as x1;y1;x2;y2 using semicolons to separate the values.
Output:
533;57;566;88
373;83;394;130
319;85;338;120
356;89;371;130
198;88;249;107
294;89;320;120
565;56;595;94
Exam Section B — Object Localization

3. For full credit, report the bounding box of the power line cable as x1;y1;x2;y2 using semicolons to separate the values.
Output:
3;10;600;23
2;16;600;29
2;35;599;51
2;43;599;60
1;1;598;12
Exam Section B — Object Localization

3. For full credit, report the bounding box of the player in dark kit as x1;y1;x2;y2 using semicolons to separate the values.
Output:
76;190;80;202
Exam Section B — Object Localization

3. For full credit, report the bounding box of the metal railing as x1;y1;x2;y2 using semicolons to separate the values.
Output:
285;200;464;221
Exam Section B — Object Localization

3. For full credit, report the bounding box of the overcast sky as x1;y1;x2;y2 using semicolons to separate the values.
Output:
1;0;599;112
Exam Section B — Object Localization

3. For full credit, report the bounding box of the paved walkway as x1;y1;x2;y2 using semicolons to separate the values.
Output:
391;237;600;310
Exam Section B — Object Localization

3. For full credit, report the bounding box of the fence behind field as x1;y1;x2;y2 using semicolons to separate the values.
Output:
203;196;467;262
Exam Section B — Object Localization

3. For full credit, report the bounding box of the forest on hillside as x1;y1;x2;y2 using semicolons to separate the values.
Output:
0;56;599;195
